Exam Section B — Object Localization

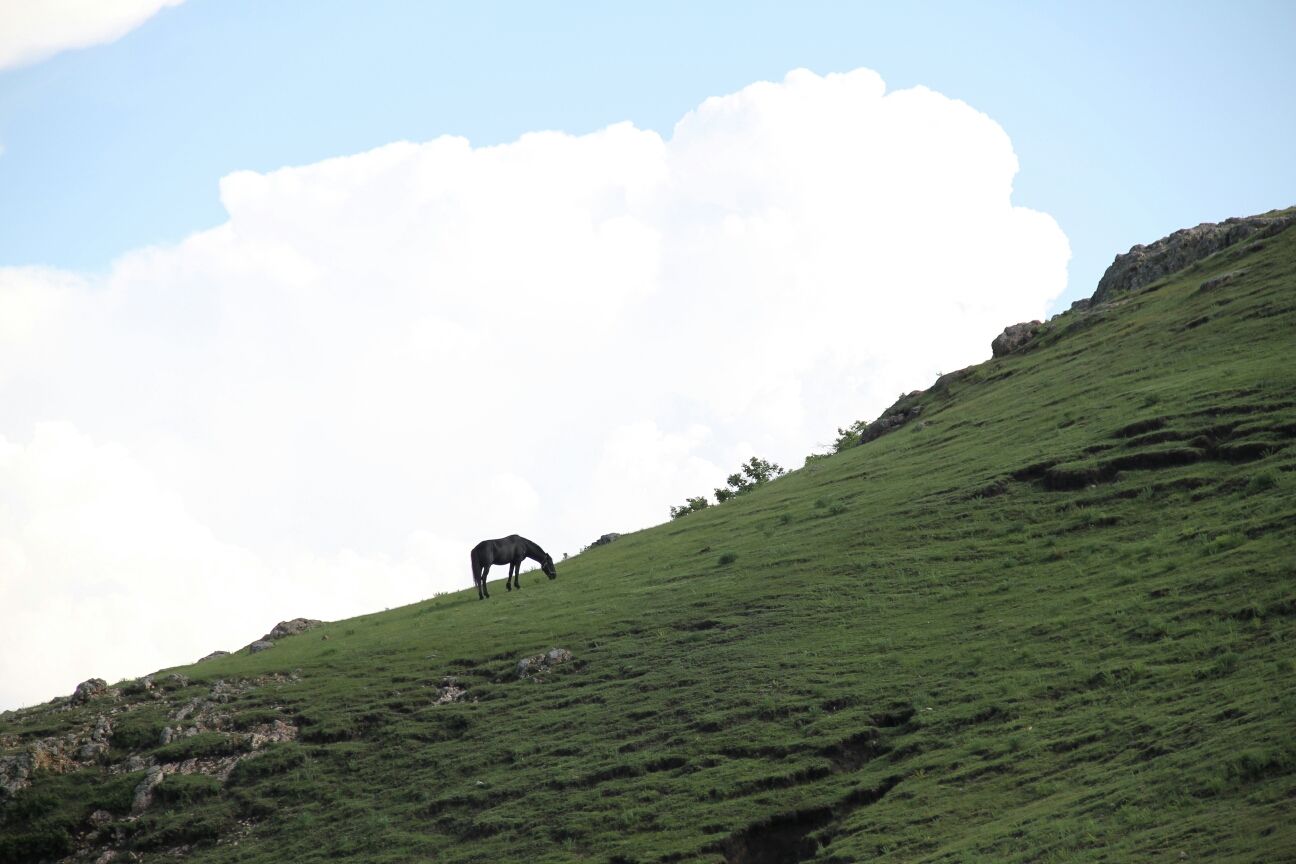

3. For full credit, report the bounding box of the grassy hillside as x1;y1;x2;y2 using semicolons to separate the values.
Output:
3;216;1295;863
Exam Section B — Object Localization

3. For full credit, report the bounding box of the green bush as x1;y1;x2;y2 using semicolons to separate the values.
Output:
154;732;245;762
111;708;169;751
153;773;222;807
670;496;710;520
228;743;307;785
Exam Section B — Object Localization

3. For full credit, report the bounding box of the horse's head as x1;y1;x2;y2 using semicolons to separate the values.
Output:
541;554;557;580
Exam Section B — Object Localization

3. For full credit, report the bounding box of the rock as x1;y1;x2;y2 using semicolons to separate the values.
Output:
434;677;467;705
262;618;324;641
131;766;164;814
77;715;113;761
71;678;108;704
991;321;1043;358
1198;269;1247;292
198;650;230;663
248;640;275;654
588;533;621;548
89;809;113;826
166;673;190;689
931;366;975;395
0;751;36;796
517;648;574;679
94;850;117;864
1093;210;1296;304
545;648;573;665
856;395;925;446
1068;297;1092;314
124;753;153;772
159;726;175;745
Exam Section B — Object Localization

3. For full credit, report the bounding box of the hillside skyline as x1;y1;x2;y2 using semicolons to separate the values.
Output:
2;2;1294;712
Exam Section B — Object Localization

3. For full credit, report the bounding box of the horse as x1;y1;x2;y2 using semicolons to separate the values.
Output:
470;534;557;600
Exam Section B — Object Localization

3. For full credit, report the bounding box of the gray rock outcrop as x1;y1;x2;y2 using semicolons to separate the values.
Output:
71;678;108;704
517;647;574;678
131;766;164;814
248;640;275;654
262;618;324;641
588;533;621;548
858;395;924;445
1092;210;1296;304
991;321;1043;358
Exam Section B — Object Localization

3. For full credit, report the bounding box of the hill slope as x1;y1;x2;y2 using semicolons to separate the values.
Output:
3;211;1295;863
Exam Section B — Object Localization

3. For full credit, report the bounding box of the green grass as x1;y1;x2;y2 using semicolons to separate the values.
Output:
2;218;1295;862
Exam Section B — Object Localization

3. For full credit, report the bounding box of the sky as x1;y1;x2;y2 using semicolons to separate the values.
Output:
0;1;1293;710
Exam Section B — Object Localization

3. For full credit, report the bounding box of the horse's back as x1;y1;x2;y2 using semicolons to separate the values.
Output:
472;535;526;566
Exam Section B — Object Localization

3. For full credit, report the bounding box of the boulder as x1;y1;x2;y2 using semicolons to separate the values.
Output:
77;716;113;761
262;618;323;641
197;650;229;663
71;678;108;704
517;647;574;679
588;533;621;548
1198;269;1247;292
248;640;275;654
434;677;468;705
991;321;1043;358
1092;210;1296;304
857;397;924;446
0;751;36;796
131;766;164;814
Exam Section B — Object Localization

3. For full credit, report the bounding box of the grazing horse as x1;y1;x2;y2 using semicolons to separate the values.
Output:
470;534;557;600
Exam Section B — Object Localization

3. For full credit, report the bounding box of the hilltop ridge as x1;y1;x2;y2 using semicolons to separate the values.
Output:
2;209;1294;863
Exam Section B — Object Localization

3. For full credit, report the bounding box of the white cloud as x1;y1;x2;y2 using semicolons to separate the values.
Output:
0;0;183;71
0;68;1069;709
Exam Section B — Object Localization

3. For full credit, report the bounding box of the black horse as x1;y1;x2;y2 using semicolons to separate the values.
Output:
470;534;557;600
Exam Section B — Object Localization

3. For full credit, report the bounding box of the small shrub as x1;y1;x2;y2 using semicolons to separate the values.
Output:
1246;471;1279;494
154;732;244;762
715;457;785;502
132;809;231;851
153;773;222;808
1223;746;1294;784
670;496;710;520
111;708;169;751
833;420;869;452
717;552;737;567
228;743;307;785
231;708;281;731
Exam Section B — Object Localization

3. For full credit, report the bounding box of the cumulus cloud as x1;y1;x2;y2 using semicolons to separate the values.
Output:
0;0;183;71
0;68;1069;709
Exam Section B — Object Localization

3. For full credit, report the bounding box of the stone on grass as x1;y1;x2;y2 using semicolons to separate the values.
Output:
991;321;1042;358
517;648;574;678
71;678;108;704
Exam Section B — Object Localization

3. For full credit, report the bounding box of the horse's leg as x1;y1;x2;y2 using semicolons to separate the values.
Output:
513;556;523;590
481;565;490;598
506;561;514;591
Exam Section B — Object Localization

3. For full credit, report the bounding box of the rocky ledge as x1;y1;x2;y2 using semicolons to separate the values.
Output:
1092;209;1296;304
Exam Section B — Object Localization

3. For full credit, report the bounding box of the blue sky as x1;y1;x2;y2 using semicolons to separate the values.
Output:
1;1;1294;709
3;0;1294;307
